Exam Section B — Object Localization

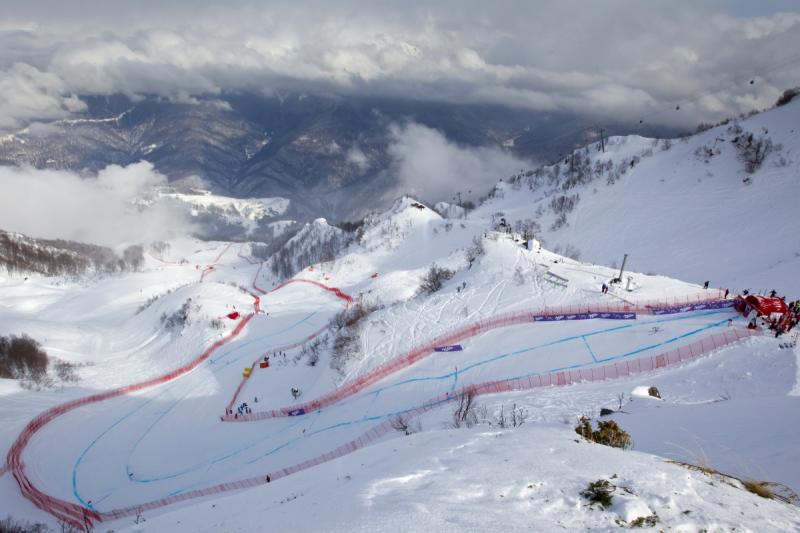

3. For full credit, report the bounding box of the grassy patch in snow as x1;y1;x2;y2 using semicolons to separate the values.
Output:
668;460;800;506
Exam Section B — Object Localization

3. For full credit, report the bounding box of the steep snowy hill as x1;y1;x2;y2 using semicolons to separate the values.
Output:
1;121;799;531
267;218;352;279
1;205;798;531
474;99;800;294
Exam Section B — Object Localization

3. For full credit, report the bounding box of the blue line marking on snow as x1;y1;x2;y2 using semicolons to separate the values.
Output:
504;317;732;383
72;303;336;506
246;312;736;483
72;307;735;509
362;389;382;420
582;335;598;362
72;395;158;508
596;318;727;363
355;310;730;400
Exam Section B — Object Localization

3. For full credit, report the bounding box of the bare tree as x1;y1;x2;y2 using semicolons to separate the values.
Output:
451;387;479;428
510;403;528;427
390;415;421;435
123;245;144;271
0;334;49;382
0;515;49;533
494;402;528;428
419;263;455;295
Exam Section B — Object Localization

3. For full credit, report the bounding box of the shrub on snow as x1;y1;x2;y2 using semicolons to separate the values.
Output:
0;334;48;382
418;263;455;295
575;416;632;450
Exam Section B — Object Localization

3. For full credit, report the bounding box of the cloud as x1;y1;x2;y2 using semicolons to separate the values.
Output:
0;2;799;129
346;145;370;172
387;121;531;203
0;63;86;129
0;161;196;246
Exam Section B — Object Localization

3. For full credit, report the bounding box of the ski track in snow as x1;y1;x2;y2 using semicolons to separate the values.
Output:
13;267;737;527
3;189;796;529
72;301;735;515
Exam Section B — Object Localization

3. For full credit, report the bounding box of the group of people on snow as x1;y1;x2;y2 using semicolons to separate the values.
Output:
225;402;251;417
769;299;800;337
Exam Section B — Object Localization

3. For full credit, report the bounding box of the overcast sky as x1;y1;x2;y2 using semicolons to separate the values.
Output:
0;0;799;129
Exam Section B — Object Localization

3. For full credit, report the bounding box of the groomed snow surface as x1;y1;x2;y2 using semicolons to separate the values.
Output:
129;424;800;533
2;112;800;530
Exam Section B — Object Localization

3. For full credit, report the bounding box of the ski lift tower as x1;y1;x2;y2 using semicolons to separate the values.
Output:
615;253;628;283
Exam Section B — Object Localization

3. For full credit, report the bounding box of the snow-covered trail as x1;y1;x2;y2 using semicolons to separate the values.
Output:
2;240;762;529
66;285;346;510
4;248;351;528
16;301;746;527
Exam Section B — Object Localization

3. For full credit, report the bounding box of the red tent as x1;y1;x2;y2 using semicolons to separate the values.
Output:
737;295;788;318
227;311;241;320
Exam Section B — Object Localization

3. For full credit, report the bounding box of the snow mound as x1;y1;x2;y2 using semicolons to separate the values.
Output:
127;425;800;533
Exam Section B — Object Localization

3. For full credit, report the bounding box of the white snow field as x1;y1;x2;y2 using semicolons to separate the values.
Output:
2;105;800;531
475;97;800;295
136;189;291;234
128;424;800;533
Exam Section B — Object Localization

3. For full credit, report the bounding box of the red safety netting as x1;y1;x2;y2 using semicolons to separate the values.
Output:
199;243;233;282
4;251;355;529
225;274;354;412
4;298;258;529
233;290;728;421
101;326;759;522
3;261;733;529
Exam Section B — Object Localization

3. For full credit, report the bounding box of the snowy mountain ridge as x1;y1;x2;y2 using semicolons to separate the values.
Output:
473;98;800;295
0;102;799;532
135;188;292;239
156;190;290;222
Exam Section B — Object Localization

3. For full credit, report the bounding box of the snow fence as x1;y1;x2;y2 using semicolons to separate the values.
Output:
232;291;732;421
4;272;355;530
6;286;735;527
4;298;259;530
102;324;758;522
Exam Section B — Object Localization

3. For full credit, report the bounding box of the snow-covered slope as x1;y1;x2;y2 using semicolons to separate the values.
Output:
137;188;292;239
267;218;350;279
127;423;800;533
158;190;289;223
474;99;800;294
1;106;800;532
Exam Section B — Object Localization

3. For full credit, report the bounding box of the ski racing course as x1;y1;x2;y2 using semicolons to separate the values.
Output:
5;251;757;529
